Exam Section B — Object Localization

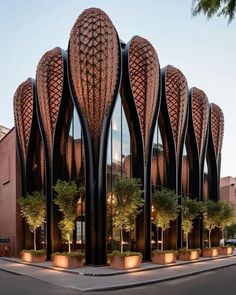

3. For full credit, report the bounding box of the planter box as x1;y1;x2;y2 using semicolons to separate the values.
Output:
53;255;84;269
202;248;219;257
178;250;199;261
110;255;141;269
219;247;234;255
152;252;176;264
21;252;46;263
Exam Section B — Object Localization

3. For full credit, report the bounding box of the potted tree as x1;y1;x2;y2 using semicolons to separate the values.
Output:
203;200;222;257
53;180;85;268
18;191;46;263
218;201;234;255
178;196;203;261
110;178;144;269
151;188;179;264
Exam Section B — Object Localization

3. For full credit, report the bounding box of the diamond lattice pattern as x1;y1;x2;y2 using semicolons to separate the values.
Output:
13;78;34;159
211;103;224;160
165;65;188;157
69;8;120;146
129;36;160;161
36;47;63;154
191;87;209;160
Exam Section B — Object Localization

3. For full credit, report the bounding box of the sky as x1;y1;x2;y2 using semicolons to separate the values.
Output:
0;0;235;177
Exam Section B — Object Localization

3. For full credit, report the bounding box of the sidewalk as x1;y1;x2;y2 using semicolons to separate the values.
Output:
1;253;236;292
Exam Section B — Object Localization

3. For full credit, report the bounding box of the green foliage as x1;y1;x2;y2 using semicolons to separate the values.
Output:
192;0;236;23
203;200;223;247
181;196;203;249
152;250;178;256
21;249;46;256
203;200;222;231
112;178;144;252
18;191;46;233
52;252;85;258
111;250;143;259
225;223;236;238
178;248;201;255
220;245;235;249
218;201;233;235
53;180;79;220
152;188;180;231
53;180;83;252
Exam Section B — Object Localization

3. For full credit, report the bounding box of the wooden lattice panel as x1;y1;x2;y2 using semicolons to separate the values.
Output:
128;36;160;159
191;87;209;160
210;103;224;160
13;78;34;160
165;65;188;157
36;47;64;155
182;156;189;194
74;138;82;177
69;8;120;145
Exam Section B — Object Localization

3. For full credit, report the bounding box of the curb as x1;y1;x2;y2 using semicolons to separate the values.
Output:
2;253;236;277
80;262;236;292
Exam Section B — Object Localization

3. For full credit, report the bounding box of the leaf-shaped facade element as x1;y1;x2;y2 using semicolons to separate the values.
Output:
210;103;224;160
164;65;188;157
191;87;209;161
36;47;64;155
68;8;120;145
13;78;34;160
128;36;160;159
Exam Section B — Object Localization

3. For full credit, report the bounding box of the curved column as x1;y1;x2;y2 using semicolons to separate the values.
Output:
160;65;188;249
13;78;37;248
121;36;160;259
68;8;121;265
36;47;71;258
187;87;209;248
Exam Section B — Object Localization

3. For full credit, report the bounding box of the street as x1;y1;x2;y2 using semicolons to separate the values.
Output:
0;265;236;295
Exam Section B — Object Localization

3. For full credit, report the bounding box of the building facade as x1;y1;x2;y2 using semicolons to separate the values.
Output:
3;8;224;265
220;177;236;222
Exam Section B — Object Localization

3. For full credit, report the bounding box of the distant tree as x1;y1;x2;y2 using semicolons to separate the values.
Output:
225;223;236;238
182;196;203;249
112;178;144;253
192;0;236;23
203;200;222;248
18;191;46;251
218;201;233;240
152;188;180;251
53;180;82;253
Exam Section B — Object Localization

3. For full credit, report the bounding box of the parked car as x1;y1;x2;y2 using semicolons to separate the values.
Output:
225;239;236;246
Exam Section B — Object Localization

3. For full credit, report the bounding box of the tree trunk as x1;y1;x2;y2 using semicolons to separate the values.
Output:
68;237;71;253
185;232;188;250
156;227;158;250
208;229;211;248
121;228;123;253
161;228;164;251
34;228;36;251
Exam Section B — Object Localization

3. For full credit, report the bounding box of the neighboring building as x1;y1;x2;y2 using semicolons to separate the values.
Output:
0;128;22;256
220;176;236;222
0;125;10;140
1;8;224;265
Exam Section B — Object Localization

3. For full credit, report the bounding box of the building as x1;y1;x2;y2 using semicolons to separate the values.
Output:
0;125;10;140
1;8;224;265
220;177;236;222
0;129;22;256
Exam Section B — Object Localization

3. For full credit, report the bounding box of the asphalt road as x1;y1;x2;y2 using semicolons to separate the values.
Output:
1;265;236;295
